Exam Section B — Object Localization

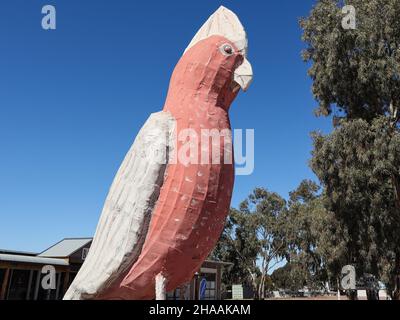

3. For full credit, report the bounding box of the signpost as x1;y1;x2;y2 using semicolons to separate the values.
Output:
232;284;244;300
199;278;207;300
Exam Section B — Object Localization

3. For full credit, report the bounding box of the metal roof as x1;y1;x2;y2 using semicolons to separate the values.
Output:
0;249;38;256
204;260;234;267
0;254;68;266
38;238;92;258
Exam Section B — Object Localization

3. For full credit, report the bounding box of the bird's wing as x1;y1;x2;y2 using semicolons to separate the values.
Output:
63;111;175;300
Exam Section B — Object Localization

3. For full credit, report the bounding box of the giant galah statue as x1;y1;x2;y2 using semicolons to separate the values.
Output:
64;6;253;300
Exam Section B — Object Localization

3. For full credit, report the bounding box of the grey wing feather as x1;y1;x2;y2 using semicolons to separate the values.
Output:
63;111;175;300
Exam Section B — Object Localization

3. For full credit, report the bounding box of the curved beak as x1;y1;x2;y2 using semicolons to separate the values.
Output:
234;58;253;91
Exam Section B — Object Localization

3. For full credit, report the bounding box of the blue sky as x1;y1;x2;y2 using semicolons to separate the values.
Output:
0;0;332;252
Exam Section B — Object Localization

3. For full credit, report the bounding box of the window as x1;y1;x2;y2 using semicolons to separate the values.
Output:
0;269;5;291
167;283;191;300
82;248;89;260
7;270;31;300
200;272;216;300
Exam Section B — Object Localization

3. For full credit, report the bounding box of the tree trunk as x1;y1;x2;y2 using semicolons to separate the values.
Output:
366;289;379;300
258;273;266;300
250;273;259;300
348;290;358;300
392;176;400;210
393;254;400;300
336;277;341;300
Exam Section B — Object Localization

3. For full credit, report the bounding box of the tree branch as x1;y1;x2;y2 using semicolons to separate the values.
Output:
267;258;285;273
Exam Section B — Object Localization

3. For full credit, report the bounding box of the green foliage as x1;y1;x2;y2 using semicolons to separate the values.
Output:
271;263;308;292
302;0;400;297
286;180;348;289
210;209;260;286
211;188;289;299
213;181;346;295
215;1;400;295
301;0;400;121
311;118;400;288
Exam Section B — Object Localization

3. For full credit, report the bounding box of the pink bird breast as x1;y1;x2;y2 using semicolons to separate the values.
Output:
98;36;243;299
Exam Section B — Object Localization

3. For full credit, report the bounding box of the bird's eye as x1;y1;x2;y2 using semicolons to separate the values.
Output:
220;44;234;56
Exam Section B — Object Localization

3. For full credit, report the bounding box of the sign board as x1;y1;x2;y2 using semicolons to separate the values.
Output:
232;284;244;300
82;248;89;260
199;278;207;300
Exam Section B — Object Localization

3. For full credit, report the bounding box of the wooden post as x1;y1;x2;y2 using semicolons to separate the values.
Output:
26;270;33;300
194;272;200;300
55;273;61;300
62;272;70;297
179;284;185;300
216;266;221;300
33;270;41;300
0;268;10;300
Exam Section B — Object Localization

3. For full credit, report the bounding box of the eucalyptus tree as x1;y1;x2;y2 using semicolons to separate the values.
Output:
311;118;400;296
212;189;289;299
287;180;348;291
301;0;400;298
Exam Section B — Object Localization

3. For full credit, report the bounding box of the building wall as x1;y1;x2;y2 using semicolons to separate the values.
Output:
166;262;224;300
0;259;225;300
0;262;69;300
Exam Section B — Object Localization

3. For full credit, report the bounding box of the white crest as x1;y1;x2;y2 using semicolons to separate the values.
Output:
185;6;248;56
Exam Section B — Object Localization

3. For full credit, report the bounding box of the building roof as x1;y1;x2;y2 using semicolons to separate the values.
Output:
38;238;92;258
0;254;68;266
204;260;234;267
1;238;233;269
0;249;38;256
